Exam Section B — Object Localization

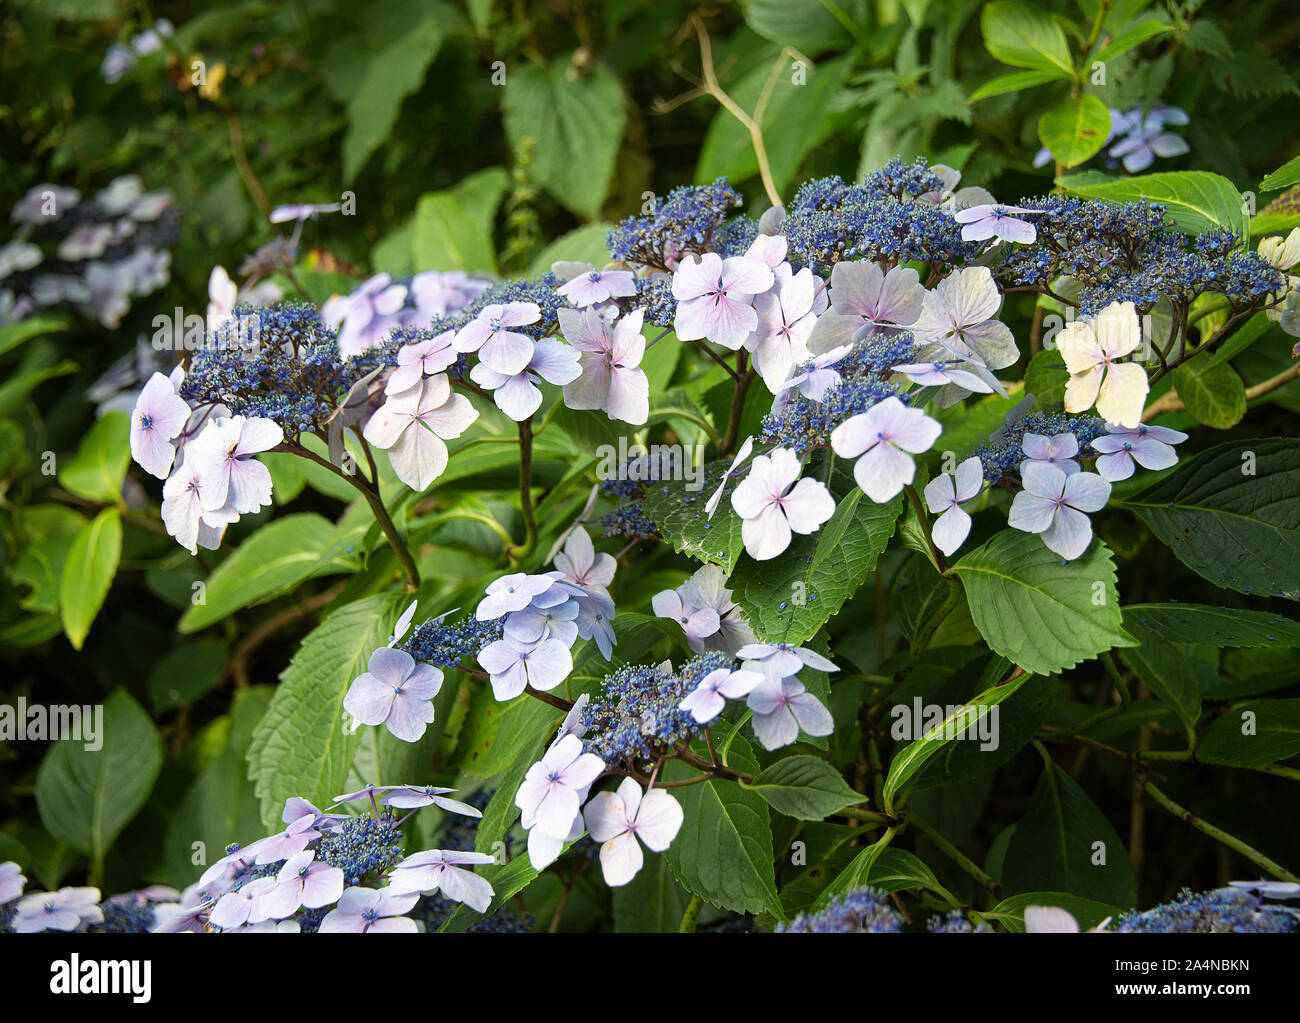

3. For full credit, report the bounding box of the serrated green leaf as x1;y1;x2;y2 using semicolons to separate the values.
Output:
1125;438;1300;600
641;465;745;573
952;530;1135;675
247;592;405;830
744;756;866;821
1123;603;1300;647
1057;170;1249;239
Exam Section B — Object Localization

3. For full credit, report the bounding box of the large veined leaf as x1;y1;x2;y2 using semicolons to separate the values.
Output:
59;506;122;651
1123;603;1300;647
641;465;745;574
411;168;509;275
1001;762;1136;908
980;1;1074;78
613;852;692;932
1125;438;1300;600
1038;95;1111;168
1197;699;1300;768
817;846;946;907
179;513;349;633
502;59;626;219
35;689;162;876
341;8;449;180
664;733;782;918
1057;170;1250;239
1171;359;1246;428
730;482;901;646
1117;621;1211;741
952;530;1135;675
883;667;1033;813
744;756;866;821
247;592;405;830
57;411;129;504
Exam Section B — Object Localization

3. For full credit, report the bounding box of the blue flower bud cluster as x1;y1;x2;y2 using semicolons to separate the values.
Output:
971;410;1107;482
581;651;733;765
777;886;905;933
401;615;504;669
599;501;660;541
1111;887;1297;933
607;179;743;270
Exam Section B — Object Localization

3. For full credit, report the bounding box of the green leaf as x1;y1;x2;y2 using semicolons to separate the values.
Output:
818;846;945;906
1125;438;1300;600
981;1;1074;78
1057;170;1249;239
1002;761;1135;907
1261;154;1300;192
0;315;65;358
341;10;448;180
744;756;865;821
247;592;405;830
742;0;864;56
665;733;782;917
148;639;230;712
503;59;627;219
883;668;1033;813
163;687;272;888
1122;603;1300;647
59;507;122;650
730;472;901;645
952;530;1134;675
1038;94;1111;168
1024;348;1068;404
969;68;1066;102
1197;699;1300;768
58;411;130;504
613;853;691;932
527;222;612;277
982;892;1122;932
35;689;162;874
1092;20;1172;62
413;195;497;275
1117;621;1209;740
641;466;745;575
178;513;344;633
1171;359;1246;428
12;504;87;614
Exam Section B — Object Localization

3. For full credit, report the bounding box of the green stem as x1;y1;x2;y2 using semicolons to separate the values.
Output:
679;893;704;933
507;420;538;564
903;483;948;574
720;360;754;456
1142;781;1299;883
906;812;1002;897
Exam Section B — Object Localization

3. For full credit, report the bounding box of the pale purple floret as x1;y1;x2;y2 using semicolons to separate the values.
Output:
251;812;322;865
680;667;765;724
476;571;564;621
318;886;420;933
477;634;573;700
471;337;582;420
208;876;276;930
386;331;458;395
583;778;684;886
256;850;344;920
651;587;721;644
0;860;26;904
1008;462;1112;560
381;785;482;816
952;204;1043;244
829;396;942;503
747;676;834;751
672;252;774;350
807;262;924;354
779;345;852;401
515;733;605;838
11;886;103;932
1021;431;1082;476
1090;422;1187;481
387;850;496;912
923;455;984;557
559;307;651;425
188;414;283;516
557;267;637;307
130;371;192;479
342;647;443;742
453;301;540;375
730;447;836;561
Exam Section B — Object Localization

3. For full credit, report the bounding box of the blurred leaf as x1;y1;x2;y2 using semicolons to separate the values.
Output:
503;59;627;219
981;1;1074;78
969;68;1064;101
12;504;86;614
35;689;163;876
0;315;65;358
59;506;121;650
148;639;230;713
1261;154;1300;192
1038;94;1111;168
58;410;130;504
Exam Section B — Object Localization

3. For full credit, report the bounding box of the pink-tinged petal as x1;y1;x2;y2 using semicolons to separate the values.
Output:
782;477;836;533
681;685;725;723
788;691;834;737
387;424;449;491
633;789;683;851
422;391;478;440
888;406;942;454
671;253;722;301
385;692;436;742
703;296;760;350
236;417;284;455
1061;471;1111;513
226;457;274;514
611;308;646;364
343;674;396;725
1041;504;1094;560
499;302;541;328
599;831;645;886
563;354;612;411
673;295;716;341
1024;906;1081;933
524;638;573;691
583;789;631;843
301;865;344;908
959;219;998;242
530;339;582;385
806;310;860;355
365;915;418;933
480;329;535;376
742;504;793;561
362;401;412;450
386;361;424;395
604;366;649;425
493;372;543;421
452;317;494;353
557;306;607;353
931;505;972;557
131;421;178;480
924;471;957;512
829;411;879;459
1007;492;1057;535
997;217;1037;244
853;441;915;503
317;907;367;933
